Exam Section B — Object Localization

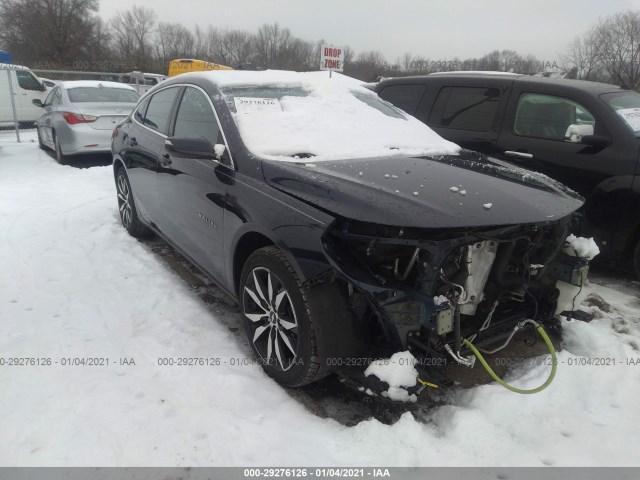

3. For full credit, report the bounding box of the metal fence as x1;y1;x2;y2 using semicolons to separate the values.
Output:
0;67;150;143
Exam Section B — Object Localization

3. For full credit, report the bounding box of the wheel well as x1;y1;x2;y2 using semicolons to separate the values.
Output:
233;232;274;295
113;158;125;179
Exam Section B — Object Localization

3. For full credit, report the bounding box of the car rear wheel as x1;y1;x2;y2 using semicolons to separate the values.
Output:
115;167;151;238
37;128;46;150
53;133;67;164
240;246;325;387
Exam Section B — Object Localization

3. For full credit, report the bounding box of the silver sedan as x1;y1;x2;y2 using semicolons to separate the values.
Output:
34;81;139;163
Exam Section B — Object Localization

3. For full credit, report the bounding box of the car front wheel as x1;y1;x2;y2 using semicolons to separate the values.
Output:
115;167;151;238
240;246;325;387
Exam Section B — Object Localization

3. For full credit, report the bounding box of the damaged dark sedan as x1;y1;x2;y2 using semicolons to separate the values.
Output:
111;71;591;391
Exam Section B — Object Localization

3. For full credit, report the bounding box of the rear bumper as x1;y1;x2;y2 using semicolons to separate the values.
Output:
56;123;113;156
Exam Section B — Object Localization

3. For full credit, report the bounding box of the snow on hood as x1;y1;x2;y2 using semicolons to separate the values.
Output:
193;70;460;161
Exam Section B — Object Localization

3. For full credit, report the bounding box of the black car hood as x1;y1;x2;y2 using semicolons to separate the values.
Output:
262;151;584;228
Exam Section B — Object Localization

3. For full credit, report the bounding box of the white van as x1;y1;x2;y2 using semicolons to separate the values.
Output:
0;64;48;124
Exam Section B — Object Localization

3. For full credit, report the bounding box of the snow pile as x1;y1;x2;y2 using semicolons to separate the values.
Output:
364;351;419;403
199;70;460;161
1;144;640;467
564;234;600;260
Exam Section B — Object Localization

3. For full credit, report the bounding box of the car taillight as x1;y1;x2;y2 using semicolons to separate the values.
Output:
62;112;98;124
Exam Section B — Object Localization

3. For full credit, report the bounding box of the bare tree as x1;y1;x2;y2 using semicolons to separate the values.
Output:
110;6;156;70
593;11;640;88
560;27;603;80
253;23;293;69
0;0;109;68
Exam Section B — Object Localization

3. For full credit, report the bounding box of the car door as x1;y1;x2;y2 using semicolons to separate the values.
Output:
496;89;638;255
155;85;232;282
124;86;181;226
14;69;46;122
39;87;61;145
415;83;508;153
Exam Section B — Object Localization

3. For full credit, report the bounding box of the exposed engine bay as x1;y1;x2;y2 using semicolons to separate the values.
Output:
323;214;591;387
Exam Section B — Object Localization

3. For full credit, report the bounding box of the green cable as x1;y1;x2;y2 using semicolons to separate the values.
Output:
462;324;557;394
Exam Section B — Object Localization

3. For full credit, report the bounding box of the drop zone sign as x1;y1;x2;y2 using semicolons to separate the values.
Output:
321;46;344;72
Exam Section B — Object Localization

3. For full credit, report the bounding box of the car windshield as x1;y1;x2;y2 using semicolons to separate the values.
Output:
67;87;140;103
218;76;459;161
602;91;640;137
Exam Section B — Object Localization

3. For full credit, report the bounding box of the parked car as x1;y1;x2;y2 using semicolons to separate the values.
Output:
120;71;167;95
34;81;139;163
112;71;590;388
375;73;640;277
0;63;47;125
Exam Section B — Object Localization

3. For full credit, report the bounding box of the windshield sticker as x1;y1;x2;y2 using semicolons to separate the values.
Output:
616;108;640;131
234;97;282;113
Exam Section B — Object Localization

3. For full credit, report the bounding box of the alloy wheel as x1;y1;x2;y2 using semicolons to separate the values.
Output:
116;174;132;229
243;266;299;371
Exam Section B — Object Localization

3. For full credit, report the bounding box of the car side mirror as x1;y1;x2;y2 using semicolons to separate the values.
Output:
32;99;44;107
564;124;594;143
165;136;215;159
581;135;611;148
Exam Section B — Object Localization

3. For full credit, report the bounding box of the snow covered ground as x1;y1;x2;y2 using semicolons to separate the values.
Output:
1;143;639;466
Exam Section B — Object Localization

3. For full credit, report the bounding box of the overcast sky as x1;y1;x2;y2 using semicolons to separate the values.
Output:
99;0;640;62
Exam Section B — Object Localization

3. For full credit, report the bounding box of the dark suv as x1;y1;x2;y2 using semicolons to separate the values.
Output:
375;73;640;277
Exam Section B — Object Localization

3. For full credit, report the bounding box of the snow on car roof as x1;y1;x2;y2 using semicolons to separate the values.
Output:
190;70;460;161
60;80;137;90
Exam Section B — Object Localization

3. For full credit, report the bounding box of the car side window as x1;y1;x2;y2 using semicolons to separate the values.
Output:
134;98;150;124
16;70;45;91
143;87;179;135
43;90;55;106
378;84;426;115
429;86;500;132
173;87;222;148
513;93;596;142
50;88;62;106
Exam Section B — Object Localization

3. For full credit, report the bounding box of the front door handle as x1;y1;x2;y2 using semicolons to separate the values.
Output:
505;150;533;160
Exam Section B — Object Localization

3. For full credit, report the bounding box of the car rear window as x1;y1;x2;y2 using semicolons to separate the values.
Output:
430;86;501;132
67;87;139;103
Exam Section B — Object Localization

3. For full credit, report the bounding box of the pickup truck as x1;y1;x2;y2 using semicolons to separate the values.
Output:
375;72;640;278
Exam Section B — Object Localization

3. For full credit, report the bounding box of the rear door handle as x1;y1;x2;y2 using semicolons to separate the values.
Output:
129;137;137;147
505;150;533;160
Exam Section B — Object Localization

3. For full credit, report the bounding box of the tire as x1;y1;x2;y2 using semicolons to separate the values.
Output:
53;132;67;164
115;167;151;238
37;128;46;150
240;246;324;387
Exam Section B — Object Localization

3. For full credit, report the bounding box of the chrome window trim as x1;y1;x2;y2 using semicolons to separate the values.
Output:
132;83;235;168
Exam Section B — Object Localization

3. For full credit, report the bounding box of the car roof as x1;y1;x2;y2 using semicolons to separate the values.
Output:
59;80;137;90
163;70;364;89
376;72;626;94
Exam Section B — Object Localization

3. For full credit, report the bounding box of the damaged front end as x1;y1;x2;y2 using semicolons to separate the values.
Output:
323;214;590;387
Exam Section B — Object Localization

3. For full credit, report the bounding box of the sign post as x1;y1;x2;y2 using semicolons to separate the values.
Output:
320;45;344;78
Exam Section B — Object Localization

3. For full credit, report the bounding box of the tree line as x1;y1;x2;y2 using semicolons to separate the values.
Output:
1;0;640;88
